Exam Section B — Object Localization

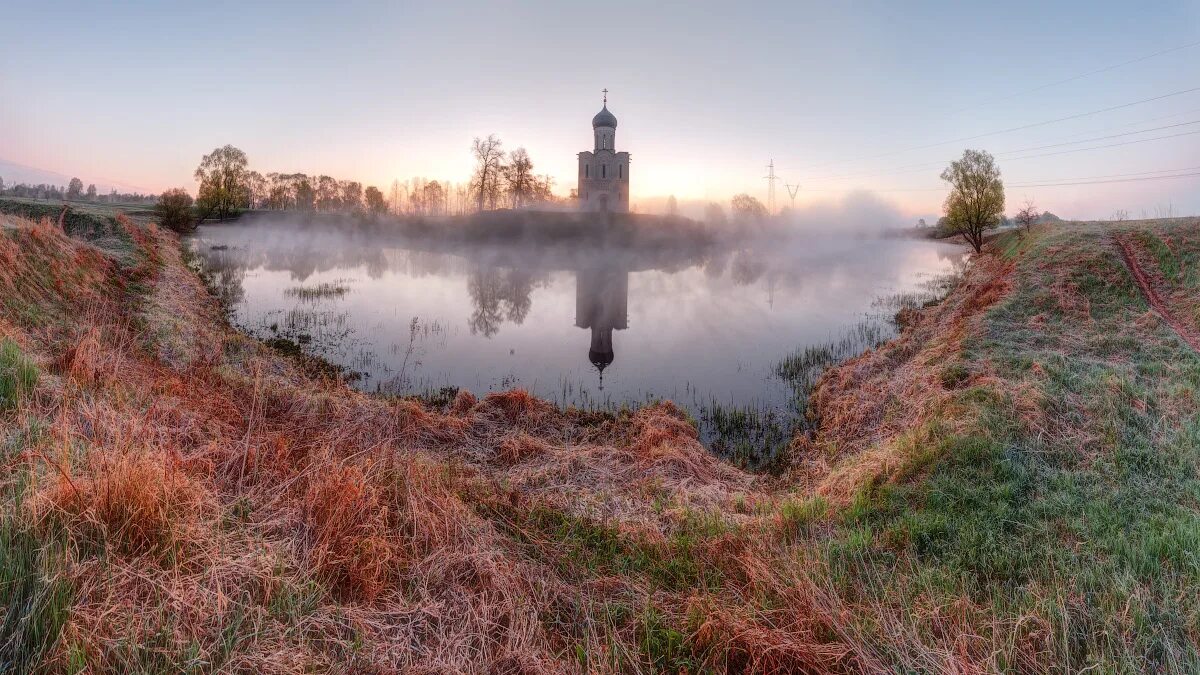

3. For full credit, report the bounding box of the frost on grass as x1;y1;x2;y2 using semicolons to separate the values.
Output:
3;212;1200;672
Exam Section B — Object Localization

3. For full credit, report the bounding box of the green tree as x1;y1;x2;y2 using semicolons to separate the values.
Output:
194;145;249;221
340;180;363;213
364;186;387;214
940;149;1004;254
294;177;315;211
155;188;195;233
66;177;84;199
85;183;97;200
315;175;340;212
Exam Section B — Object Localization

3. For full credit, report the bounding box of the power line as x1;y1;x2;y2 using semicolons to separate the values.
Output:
804;123;1200;185
1010;171;1200;188
1021;164;1200;182
808;108;1200;183
941;39;1200;116
996;119;1200;155
790;85;1200;176
1004;129;1200;161
801;168;1200;193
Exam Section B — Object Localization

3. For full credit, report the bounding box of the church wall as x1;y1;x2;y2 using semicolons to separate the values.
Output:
578;146;630;213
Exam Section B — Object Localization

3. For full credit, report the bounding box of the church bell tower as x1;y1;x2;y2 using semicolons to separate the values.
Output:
577;89;630;213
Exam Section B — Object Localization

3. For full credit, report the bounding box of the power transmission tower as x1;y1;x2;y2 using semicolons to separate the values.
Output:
764;159;779;215
784;183;800;211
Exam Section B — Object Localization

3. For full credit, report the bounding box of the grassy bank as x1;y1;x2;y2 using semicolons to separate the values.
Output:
1;201;1198;672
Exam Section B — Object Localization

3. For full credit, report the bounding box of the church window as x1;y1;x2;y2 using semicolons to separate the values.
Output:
618;164;623;178
585;165;589;178
602;164;607;178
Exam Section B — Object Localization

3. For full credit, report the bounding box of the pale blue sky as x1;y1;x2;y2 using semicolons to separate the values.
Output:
2;0;1198;218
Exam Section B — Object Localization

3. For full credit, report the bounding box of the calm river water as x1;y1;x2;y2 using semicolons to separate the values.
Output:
188;219;962;466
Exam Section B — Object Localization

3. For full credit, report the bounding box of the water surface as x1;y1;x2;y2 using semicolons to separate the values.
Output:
189;219;962;466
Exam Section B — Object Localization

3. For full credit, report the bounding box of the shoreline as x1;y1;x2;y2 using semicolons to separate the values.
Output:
2;200;1198;671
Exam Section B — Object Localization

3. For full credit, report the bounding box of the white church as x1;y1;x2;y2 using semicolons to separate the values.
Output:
577;91;630;213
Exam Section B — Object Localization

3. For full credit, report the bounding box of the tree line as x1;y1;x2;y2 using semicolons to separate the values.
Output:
158;137;567;231
467;135;559;211
0;176;156;204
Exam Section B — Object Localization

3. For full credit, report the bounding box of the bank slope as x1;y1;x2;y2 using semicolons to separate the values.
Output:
793;218;1200;672
1;207;1198;673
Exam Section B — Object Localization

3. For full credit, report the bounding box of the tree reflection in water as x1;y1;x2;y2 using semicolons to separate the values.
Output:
466;267;543;338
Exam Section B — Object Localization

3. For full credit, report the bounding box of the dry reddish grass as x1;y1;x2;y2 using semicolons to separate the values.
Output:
33;448;210;559
0;216;777;671
300;461;394;602
9;213;1148;672
800;255;1015;501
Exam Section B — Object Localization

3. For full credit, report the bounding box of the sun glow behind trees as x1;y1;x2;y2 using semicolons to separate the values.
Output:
187;136;566;220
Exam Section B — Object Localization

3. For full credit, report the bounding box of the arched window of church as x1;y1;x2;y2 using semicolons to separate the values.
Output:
618;164;623;179
602;164;607;178
585;165;589;178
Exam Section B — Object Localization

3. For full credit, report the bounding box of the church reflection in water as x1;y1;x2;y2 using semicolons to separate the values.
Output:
574;266;629;389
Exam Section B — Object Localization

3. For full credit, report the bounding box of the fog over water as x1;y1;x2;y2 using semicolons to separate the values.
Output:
188;215;962;461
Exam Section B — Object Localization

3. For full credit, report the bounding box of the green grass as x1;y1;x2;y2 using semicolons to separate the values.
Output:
479;500;727;593
793;222;1200;670
0;475;74;674
0;338;38;412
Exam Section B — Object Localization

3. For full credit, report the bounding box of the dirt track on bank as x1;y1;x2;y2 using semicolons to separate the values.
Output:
1116;236;1200;353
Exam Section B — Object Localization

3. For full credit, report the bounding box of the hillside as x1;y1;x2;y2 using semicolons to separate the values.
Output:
1;206;1198;673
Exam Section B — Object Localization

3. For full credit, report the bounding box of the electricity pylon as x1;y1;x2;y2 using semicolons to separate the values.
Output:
764;160;779;215
784;183;800;211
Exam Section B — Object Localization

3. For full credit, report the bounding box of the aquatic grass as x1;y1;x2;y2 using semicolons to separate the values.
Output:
777;320;887;391
283;280;352;303
698;402;793;472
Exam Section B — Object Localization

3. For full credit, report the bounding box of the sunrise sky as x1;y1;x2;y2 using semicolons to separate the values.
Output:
2;0;1198;219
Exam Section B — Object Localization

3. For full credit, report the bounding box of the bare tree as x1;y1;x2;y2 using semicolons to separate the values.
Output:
423;181;446;215
503;147;535;208
940;149;1005;254
389;179;402;215
470;135;505;212
730;194;768;223
1014;199;1039;234
1112;209;1128;222
245;171;266;209
66;177;84;199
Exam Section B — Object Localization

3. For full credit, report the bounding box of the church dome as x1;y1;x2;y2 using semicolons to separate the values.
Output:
592;105;617;128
